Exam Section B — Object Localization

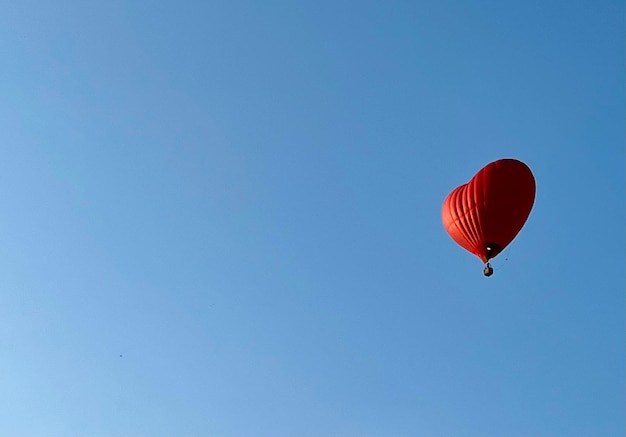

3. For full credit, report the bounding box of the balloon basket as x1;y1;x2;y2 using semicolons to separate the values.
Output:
483;263;494;277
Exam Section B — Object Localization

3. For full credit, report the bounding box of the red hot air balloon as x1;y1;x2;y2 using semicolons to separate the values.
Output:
442;159;536;276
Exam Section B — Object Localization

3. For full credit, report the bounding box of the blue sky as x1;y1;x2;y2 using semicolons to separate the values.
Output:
0;1;623;436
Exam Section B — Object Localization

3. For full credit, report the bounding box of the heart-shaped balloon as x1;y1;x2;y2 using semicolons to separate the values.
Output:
442;159;536;263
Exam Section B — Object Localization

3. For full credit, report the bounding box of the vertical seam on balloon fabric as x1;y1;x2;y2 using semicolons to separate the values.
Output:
474;168;487;251
464;180;481;254
454;187;478;252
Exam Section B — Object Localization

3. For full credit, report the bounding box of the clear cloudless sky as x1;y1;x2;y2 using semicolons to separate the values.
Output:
0;1;623;436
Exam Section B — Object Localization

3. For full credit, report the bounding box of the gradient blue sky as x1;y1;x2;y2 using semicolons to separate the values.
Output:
0;1;623;436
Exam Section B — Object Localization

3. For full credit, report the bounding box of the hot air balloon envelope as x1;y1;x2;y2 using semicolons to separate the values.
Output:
442;158;536;264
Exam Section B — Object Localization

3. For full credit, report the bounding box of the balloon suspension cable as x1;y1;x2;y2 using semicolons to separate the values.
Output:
492;247;513;270
483;247;513;277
